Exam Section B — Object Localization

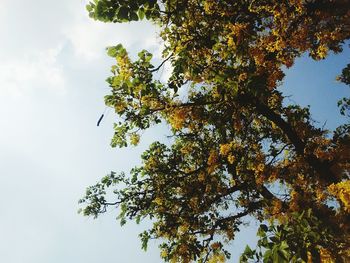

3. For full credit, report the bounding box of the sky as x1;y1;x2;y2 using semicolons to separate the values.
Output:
0;1;348;263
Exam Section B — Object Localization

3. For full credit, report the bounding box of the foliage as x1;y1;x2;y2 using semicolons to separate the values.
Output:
80;0;350;262
240;210;339;262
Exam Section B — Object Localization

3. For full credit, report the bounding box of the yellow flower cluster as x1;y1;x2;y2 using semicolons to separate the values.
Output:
203;0;216;15
144;156;157;171
178;223;189;234
198;172;206;182
238;72;248;82
266;38;286;53
315;45;328;60
289;190;300;212
315;188;327;203
249;47;265;66
328;180;350;212
267;170;278;183
210;242;220;250
140;95;162;110
229;23;247;36
319;248;335;263
153;197;163;206
225;228;234;240
189;197;198;209
116;54;132;80
227;37;236;50
227;154;235;164
176;245;188;258
219;143;231;156
208;253;226;263
169;108;188;130
114;101;127;113
255;174;264;186
256;163;265;173
219;143;236;164
207;149;218;166
265;199;283;220
289;0;305;13
226;23;247;50
129;133;140;146
267;92;282;108
180;143;193;155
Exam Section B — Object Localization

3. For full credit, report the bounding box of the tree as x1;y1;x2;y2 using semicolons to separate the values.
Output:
79;0;350;262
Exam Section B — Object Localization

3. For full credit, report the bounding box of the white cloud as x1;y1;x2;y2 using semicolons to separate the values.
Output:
62;2;173;81
0;2;170;263
0;46;65;97
64;7;159;60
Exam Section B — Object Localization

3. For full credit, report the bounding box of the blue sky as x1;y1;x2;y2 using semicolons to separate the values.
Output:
0;1;348;262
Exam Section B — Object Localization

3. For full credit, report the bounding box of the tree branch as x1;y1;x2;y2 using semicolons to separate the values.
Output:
241;94;339;184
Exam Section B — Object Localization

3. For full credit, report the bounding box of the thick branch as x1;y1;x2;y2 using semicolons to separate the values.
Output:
150;54;173;72
241;94;339;184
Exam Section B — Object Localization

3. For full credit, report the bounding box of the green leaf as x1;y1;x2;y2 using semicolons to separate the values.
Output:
260;224;268;232
86;4;93;12
140;231;150;251
147;0;157;8
138;8;145;20
263;249;272;262
107;47;118;57
270;236;278;243
131;173;138;183
243;245;254;257
120;218;127;226
130;11;139;21
106;44;123;57
117;6;129;20
278;241;290;260
144;52;152;62
257;225;267;238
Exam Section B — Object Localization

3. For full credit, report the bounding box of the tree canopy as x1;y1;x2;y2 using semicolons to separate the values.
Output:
79;0;350;262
